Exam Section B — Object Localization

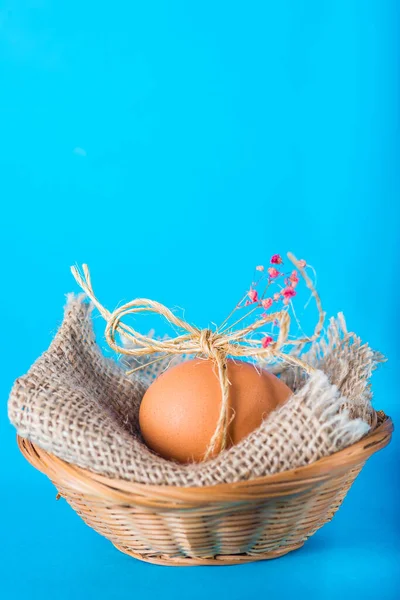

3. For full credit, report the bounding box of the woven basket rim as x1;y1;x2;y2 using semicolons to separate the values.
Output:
17;411;393;508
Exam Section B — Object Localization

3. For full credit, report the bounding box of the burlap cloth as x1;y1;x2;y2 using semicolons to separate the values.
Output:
8;295;381;486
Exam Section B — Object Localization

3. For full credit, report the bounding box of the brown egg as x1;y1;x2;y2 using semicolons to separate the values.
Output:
139;358;292;463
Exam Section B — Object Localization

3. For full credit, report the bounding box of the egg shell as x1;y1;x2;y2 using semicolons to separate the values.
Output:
139;358;292;464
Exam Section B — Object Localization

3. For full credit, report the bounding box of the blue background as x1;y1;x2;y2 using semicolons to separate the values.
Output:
1;1;399;598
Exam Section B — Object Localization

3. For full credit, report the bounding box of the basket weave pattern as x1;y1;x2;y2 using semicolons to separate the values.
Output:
18;411;392;566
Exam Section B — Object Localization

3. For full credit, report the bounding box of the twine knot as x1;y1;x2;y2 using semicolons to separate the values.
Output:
198;328;224;360
71;253;324;461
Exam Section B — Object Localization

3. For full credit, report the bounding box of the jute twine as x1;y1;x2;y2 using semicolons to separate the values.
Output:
71;252;325;460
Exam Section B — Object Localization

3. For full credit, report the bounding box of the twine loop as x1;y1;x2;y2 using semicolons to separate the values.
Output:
71;253;325;460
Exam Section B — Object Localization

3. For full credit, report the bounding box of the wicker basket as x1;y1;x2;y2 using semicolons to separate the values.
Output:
17;410;392;566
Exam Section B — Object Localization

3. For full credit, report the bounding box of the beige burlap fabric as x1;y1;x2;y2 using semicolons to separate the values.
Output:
8;295;381;486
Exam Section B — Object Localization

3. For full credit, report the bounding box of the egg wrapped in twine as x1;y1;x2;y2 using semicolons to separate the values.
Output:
139;357;293;463
71;253;324;462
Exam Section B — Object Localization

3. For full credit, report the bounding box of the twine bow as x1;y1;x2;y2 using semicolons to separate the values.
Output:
71;253;324;460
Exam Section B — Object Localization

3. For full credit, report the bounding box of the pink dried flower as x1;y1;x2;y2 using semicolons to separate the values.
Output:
262;335;273;348
271;254;283;265
298;259;306;268
289;270;299;287
283;286;296;298
245;300;251;306
248;289;258;303
256;265;264;272
261;298;273;310
282;286;296;305
273;292;281;301
267;267;280;278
